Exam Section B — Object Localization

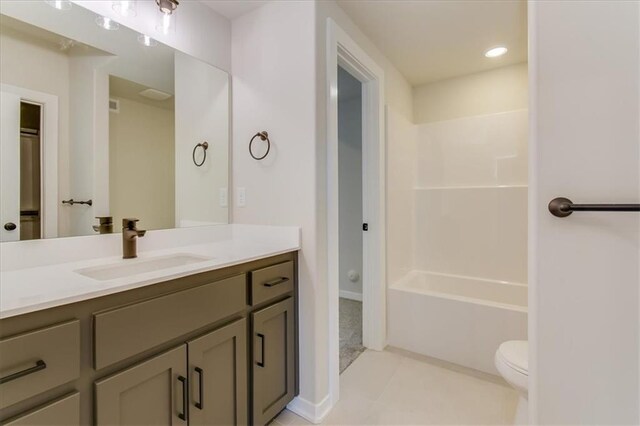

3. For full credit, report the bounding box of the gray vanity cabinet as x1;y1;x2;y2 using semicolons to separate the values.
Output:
187;318;248;426
251;297;296;426
95;345;188;425
0;252;298;426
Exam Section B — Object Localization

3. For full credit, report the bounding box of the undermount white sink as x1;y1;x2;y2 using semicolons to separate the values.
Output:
75;254;212;281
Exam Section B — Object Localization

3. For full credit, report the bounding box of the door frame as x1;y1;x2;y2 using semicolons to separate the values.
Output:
326;18;386;403
1;84;59;239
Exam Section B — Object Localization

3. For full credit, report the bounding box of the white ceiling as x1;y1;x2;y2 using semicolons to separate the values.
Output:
336;0;528;86
199;1;269;20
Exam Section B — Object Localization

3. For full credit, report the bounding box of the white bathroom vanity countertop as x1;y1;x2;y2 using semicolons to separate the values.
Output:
0;225;300;319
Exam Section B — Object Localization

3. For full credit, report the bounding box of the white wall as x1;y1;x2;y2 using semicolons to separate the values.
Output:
109;97;175;230
414;63;528;124
530;1;639;423
231;0;320;407
230;0;415;417
174;51;229;227
338;68;363;298
67;54;112;236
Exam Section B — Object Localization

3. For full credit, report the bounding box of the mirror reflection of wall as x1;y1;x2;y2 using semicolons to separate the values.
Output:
109;76;176;232
0;1;229;242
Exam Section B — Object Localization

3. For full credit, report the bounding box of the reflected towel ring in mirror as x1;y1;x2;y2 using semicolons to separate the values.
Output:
249;131;270;160
192;141;209;167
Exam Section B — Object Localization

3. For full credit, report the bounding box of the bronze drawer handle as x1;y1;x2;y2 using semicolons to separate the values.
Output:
263;277;289;288
194;367;204;410
178;375;188;421
256;333;265;368
0;360;46;384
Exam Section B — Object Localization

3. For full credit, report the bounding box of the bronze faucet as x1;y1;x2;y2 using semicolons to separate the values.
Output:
122;218;146;259
93;216;113;234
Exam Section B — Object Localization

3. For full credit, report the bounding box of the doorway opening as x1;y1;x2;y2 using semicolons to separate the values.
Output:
326;18;387;405
19;101;43;240
337;66;365;373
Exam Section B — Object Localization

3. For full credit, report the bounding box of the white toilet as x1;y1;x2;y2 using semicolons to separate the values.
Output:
495;340;528;425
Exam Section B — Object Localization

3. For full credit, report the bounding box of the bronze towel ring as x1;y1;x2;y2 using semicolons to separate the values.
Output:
249;131;270;160
192;141;209;167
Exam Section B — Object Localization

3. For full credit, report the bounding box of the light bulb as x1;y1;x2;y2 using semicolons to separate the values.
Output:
138;34;157;47
96;16;120;31
113;0;137;18
45;0;72;10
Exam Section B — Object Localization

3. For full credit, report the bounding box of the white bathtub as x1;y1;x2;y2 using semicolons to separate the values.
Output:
388;270;528;375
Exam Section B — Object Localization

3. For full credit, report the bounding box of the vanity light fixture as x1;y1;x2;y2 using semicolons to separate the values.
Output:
96;15;120;31
156;0;179;15
156;0;178;35
113;0;137;18
45;0;72;10
138;34;158;47
485;46;508;58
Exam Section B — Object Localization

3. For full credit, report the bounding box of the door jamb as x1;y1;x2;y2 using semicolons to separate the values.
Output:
326;18;386;405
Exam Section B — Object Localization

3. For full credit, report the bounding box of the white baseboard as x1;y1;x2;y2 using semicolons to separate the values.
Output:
339;289;363;302
287;393;332;424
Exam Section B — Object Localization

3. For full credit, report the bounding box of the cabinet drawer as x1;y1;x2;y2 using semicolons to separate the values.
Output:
0;321;80;410
3;392;80;426
94;274;246;370
250;261;294;306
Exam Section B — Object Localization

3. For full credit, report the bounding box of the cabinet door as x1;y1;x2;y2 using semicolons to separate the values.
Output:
95;345;188;425
187;319;248;426
251;297;295;425
3;392;79;426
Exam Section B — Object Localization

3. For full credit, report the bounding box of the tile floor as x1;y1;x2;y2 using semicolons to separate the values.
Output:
273;348;518;425
339;298;366;373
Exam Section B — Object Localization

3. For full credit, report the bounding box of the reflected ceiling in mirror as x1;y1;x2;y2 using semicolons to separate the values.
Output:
0;1;229;242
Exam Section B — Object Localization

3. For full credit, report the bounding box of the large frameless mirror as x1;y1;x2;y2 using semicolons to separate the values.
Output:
0;0;229;242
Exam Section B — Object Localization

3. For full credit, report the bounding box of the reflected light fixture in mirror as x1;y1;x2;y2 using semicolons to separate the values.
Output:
45;0;72;10
138;34;158;47
156;0;178;35
96;15;120;31
113;0;137;18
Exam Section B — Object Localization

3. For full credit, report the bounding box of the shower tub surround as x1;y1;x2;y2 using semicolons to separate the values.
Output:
389;109;528;374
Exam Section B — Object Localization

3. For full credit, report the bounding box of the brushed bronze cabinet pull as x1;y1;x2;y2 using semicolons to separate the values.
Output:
178;375;188;421
194;367;204;410
263;277;289;288
0;360;46;384
256;333;265;367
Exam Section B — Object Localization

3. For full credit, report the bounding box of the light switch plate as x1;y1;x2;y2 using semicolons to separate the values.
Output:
237;187;246;207
219;188;228;207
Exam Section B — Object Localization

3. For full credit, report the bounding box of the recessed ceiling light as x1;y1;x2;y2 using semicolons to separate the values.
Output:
96;15;119;31
485;46;508;58
45;0;72;10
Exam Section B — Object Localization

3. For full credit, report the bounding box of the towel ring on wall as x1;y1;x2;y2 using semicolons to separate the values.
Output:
249;131;270;160
192;141;209;167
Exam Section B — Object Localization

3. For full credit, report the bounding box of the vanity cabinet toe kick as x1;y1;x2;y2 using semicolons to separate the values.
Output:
0;252;299;426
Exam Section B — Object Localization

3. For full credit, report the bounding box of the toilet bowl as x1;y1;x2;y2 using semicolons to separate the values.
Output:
495;340;528;425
